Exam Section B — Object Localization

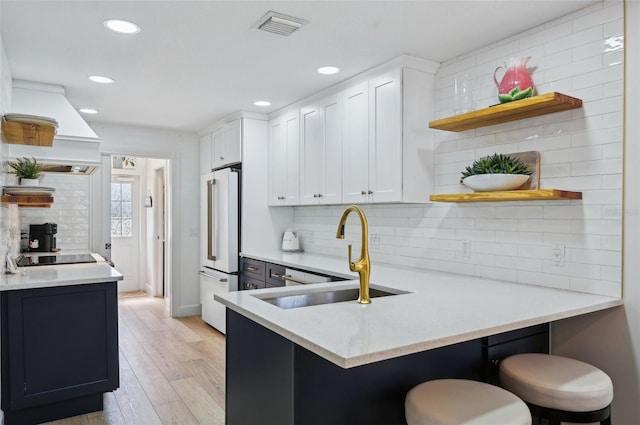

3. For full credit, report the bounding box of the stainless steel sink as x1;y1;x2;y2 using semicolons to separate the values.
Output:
259;287;406;309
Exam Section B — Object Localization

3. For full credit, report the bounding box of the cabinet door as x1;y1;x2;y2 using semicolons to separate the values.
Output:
342;81;370;204
3;283;119;411
320;94;342;204
369;69;402;203
268;111;299;205
211;127;224;169
199;133;213;174
220;119;242;167
300;94;342;205
300;103;322;204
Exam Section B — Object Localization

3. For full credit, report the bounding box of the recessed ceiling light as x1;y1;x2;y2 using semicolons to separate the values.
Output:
104;19;141;34
89;75;114;84
79;108;98;114
317;66;340;75
254;100;271;107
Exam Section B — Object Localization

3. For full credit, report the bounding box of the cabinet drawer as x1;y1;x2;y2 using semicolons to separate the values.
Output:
266;263;286;287
241;258;265;280
240;277;265;291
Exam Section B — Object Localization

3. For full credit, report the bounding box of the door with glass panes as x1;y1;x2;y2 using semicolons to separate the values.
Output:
110;175;141;292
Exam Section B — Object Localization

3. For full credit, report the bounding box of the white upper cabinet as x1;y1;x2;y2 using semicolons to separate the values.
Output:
199;118;243;174
267;55;438;206
268;110;300;206
215;118;241;168
300;93;342;205
342;81;370;204
368;69;403;203
200;132;213;174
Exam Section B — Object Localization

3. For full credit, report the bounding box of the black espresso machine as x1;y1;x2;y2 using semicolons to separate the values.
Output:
29;223;57;252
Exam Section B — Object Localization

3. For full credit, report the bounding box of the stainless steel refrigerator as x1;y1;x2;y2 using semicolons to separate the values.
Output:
200;166;239;334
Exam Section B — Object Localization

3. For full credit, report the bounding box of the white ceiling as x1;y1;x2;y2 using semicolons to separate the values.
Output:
1;1;598;133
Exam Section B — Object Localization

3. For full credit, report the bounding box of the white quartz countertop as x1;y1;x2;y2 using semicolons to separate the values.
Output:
1;256;123;291
217;251;623;368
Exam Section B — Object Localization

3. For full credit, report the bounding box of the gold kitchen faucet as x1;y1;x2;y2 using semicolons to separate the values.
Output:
336;205;371;304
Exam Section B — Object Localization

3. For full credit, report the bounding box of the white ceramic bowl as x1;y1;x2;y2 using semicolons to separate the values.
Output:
462;174;530;192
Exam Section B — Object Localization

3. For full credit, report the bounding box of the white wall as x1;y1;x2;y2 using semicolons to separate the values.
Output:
552;1;640;422
294;1;623;298
90;123;200;317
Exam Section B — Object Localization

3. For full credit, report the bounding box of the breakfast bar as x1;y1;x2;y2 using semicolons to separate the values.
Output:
0;261;123;425
217;252;622;425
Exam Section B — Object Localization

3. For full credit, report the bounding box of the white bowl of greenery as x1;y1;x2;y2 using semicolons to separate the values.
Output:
461;154;532;192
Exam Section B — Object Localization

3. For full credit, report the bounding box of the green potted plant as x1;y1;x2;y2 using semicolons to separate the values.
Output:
460;153;532;192
7;156;44;186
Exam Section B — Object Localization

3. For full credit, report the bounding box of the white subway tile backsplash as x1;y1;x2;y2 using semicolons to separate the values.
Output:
293;1;622;296
544;26;603;55
570;277;620;297
19;174;91;251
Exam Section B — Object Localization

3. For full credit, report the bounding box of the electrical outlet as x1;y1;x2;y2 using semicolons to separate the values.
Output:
461;240;470;257
553;244;565;266
370;234;380;249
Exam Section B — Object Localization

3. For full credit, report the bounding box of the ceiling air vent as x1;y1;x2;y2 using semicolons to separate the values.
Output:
253;11;307;36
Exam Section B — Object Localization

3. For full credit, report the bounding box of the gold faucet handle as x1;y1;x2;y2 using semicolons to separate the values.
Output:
347;244;356;271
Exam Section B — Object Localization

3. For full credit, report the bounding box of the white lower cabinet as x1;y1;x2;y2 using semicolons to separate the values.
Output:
268;110;300;205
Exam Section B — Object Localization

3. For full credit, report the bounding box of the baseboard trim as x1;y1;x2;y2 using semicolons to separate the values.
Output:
174;303;201;318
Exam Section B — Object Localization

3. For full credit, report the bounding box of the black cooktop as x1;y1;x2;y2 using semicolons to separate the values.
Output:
17;254;97;267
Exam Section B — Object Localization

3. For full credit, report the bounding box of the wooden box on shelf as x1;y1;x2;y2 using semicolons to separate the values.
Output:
1;121;55;146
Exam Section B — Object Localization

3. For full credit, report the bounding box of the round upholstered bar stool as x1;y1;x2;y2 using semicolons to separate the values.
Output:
499;353;613;425
405;379;532;425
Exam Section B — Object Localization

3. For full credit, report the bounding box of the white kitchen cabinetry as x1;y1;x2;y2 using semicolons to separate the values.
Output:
199;118;242;174
300;93;342;205
214;118;241;169
268;110;300;205
266;55;437;206
199;132;213;174
342;64;435;204
343;68;405;203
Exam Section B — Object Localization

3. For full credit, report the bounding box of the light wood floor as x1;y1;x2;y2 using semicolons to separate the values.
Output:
42;295;226;425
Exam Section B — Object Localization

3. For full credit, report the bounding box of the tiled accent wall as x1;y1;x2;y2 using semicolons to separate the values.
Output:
19;174;91;251
294;0;623;297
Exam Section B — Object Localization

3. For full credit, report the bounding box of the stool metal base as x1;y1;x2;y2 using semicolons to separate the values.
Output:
528;402;611;425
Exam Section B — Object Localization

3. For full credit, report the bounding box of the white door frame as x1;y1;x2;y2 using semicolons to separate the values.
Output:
93;153;173;315
153;165;167;300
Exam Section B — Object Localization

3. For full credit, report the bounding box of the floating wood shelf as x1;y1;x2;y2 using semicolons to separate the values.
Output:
429;189;582;203
429;92;582;132
1;194;53;207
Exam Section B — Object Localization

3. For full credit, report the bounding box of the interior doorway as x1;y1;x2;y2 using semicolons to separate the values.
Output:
105;155;170;304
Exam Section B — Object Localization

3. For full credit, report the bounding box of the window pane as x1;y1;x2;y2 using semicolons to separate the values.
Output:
122;201;132;218
111;183;121;201
110;181;134;238
121;183;132;201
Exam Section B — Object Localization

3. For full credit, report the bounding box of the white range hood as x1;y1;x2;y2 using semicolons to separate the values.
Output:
5;80;101;175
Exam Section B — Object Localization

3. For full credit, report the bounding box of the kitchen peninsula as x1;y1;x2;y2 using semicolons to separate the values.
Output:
0;260;122;425
217;252;622;425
